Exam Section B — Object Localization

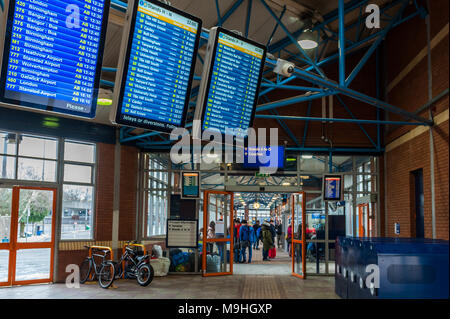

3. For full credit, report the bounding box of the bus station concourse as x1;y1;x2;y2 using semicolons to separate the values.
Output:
0;0;448;301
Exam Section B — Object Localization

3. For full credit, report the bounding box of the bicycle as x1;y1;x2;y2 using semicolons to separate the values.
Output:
113;243;154;287
79;246;116;289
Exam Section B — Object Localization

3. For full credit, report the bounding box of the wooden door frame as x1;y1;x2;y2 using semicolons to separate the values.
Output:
0;186;57;286
202;190;234;277
291;192;306;279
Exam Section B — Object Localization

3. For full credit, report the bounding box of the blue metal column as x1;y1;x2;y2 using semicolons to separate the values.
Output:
338;0;346;86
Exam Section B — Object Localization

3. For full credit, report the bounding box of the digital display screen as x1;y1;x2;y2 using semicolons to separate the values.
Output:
0;0;110;118
323;175;343;201
181;171;200;199
114;0;202;132
201;29;266;138
243;146;285;169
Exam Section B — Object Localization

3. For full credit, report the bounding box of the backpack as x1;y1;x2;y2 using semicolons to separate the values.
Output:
256;227;262;240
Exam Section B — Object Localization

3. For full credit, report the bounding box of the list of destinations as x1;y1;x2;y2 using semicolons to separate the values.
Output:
202;32;265;138
117;0;200;131
2;0;108;118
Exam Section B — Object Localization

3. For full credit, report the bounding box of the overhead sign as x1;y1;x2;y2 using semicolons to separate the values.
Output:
166;219;198;248
0;0;110;118
323;175;343;201
243;146;285;169
194;27;266;139
111;0;202;133
181;171;200;199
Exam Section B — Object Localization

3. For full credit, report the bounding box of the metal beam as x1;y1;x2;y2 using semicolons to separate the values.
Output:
254;114;429;126
256;91;333;112
338;0;346;86
264;58;433;125
345;0;409;86
259;0;326;78
245;0;253;38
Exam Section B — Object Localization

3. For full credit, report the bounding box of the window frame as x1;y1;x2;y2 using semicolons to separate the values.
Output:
60;139;97;241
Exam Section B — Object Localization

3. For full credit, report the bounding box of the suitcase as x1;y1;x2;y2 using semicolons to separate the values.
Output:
269;247;276;258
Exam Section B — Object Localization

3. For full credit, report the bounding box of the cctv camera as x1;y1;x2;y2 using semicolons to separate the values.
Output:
274;59;296;78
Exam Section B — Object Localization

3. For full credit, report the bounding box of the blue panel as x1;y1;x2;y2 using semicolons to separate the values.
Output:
0;0;110;118
114;0;202;133
336;237;449;299
243;145;285;169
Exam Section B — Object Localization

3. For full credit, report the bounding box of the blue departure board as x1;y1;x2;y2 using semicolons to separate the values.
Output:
323;175;343;201
0;0;110;118
112;0;202;133
195;27;266;139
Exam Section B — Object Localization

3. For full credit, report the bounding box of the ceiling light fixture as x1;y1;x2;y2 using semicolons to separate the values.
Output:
298;29;318;50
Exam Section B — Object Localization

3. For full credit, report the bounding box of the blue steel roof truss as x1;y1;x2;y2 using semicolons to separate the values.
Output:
107;0;430;153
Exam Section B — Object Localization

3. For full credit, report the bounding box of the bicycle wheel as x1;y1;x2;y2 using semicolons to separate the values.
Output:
79;258;92;284
98;261;115;289
136;263;154;287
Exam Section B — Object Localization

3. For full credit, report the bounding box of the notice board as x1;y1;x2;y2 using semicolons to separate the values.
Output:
166;219;198;248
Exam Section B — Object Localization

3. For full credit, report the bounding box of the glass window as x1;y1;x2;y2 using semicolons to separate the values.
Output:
0;132;17;155
64;164;92;184
0;156;16;179
61;141;96;240
17;158;57;182
61;185;94;240
145;155;168;237
18;136;57;159
64;141;95;163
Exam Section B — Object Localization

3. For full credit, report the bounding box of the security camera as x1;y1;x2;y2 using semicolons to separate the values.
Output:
274;59;296;77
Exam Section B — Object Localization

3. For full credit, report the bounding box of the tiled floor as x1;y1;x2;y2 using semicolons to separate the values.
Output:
0;274;338;299
0;246;338;299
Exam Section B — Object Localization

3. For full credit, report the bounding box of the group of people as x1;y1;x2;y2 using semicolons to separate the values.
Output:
233;218;283;263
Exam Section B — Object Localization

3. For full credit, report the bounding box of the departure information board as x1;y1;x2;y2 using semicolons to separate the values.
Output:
195;27;266;139
323;175;343;201
112;0;202;133
181;171;200;199
0;0;110;118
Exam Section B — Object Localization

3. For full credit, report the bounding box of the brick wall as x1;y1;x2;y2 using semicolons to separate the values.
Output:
383;0;449;240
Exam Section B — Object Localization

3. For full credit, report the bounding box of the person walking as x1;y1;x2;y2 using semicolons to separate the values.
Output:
261;220;274;261
252;220;261;250
233;219;241;263
207;221;215;253
286;222;293;257
276;222;283;248
239;220;254;263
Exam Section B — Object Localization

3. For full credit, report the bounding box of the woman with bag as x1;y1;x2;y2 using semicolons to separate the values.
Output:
286;222;293;257
261;221;274;261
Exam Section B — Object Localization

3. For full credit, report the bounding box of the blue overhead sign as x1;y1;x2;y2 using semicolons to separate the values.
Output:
112;0;202;133
0;0;110;118
243;146;285;169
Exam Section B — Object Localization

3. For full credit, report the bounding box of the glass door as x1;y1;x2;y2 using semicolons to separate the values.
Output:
8;187;56;285
0;187;13;286
202;191;234;276
291;192;306;279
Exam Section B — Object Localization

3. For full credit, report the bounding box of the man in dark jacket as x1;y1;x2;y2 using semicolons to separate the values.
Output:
269;220;276;244
239;220;253;263
276;222;283;248
252;220;261;250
